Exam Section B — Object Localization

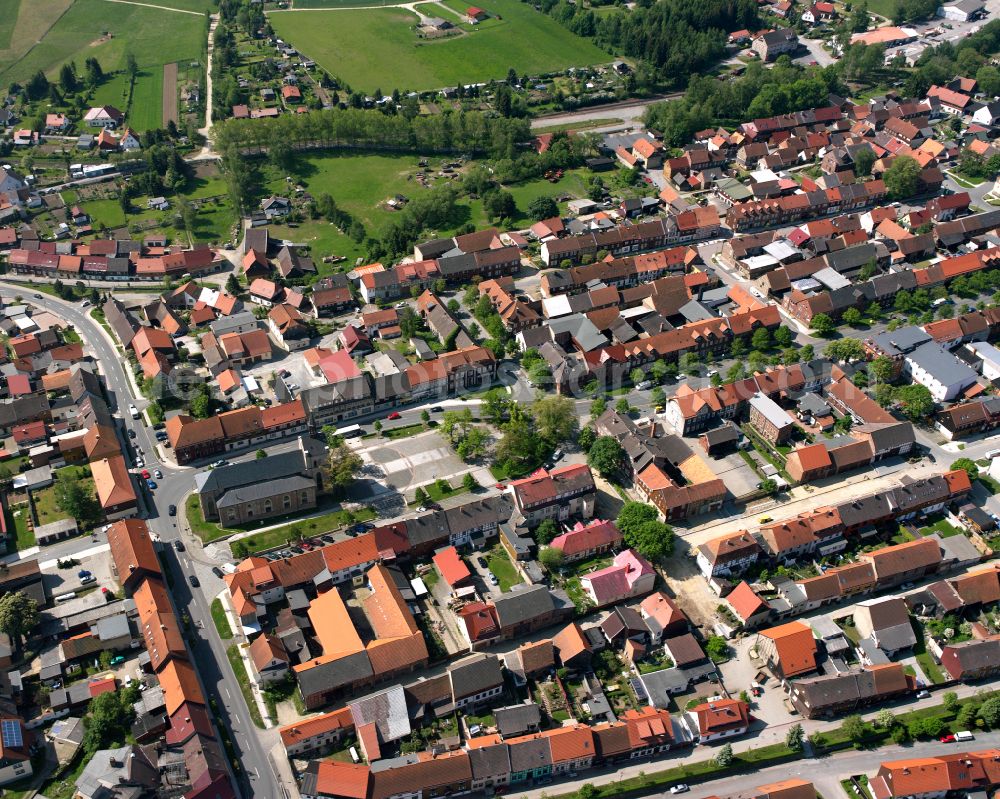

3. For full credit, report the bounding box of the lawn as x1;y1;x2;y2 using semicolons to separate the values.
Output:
918;517;964;539
258;152;590;264
210;598;234;640
32;466;95;527
412;477;470;505
487;544;522;592
226;644;265;728
126;69;166;131
11;505;35;551
0;0;205;89
268;0;611;93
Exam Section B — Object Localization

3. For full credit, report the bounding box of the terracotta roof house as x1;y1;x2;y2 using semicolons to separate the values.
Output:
107;518;160;595
551;622;592;672
725;581;772;629
639;591;689;643
869;751;1000;799
757;621;818;678
91;455;138;520
683;697;750;741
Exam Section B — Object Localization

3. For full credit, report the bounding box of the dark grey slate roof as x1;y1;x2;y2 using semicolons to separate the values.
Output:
448;653;503;700
216;475;315;509
494;703;541;738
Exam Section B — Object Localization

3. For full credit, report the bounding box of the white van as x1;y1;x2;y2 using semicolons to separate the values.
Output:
955;731;975;742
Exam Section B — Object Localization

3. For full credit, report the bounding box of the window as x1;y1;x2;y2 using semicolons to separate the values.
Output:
283;494;291;509
300;490;309;504
264;500;272;514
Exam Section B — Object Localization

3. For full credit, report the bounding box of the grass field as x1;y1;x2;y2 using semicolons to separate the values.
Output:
259;151;590;262
0;0;21;49
268;0;611;92
0;0;205;88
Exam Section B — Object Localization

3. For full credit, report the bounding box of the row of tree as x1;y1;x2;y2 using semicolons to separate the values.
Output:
214;106;531;161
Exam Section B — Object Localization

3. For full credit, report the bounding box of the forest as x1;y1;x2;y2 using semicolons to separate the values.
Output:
533;0;761;87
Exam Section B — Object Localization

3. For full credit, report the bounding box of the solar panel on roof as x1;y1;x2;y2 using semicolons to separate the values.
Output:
1;719;22;748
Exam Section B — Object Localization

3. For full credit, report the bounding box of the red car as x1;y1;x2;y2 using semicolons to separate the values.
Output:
387;411;401;420
940;734;956;743
140;469;151;479
494;483;507;490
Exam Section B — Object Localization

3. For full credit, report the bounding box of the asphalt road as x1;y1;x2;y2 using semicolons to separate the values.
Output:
0;282;283;799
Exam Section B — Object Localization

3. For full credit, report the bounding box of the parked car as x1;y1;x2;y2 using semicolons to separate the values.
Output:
168;504;177;516
387;411;401;420
430;406;443;412
146;480;157;490
129;404;140;419
140;469;151;479
77;570;92;579
189;575;200;588
154;469;162;479
80;575;95;584
670;786;690;794
212;566;225;578
128;429;137;439
487;571;499;586
940;734;956;743
477;556;489;568
174;540;185;551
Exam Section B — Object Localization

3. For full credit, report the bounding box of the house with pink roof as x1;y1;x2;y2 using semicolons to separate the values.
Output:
580;549;656;607
549;519;622;564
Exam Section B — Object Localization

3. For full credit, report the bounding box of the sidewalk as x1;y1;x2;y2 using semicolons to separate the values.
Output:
216;588;274;729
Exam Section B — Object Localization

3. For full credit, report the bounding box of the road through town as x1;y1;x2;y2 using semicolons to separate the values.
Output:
0;282;287;799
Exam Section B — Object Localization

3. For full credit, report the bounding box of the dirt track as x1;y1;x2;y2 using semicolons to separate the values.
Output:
162;62;178;127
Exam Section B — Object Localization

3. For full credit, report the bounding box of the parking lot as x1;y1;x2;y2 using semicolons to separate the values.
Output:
700;448;761;500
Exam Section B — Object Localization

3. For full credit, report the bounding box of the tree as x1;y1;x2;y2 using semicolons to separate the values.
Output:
536;518;560;545
577;784;598;799
374;420;383;437
59;62;78;93
705;635;728;662
978;695;1000;728
869;355;894;384
951;458;980;482
83;688;137;756
773;326;793;348
751;327;771;351
842;307;863;327
893;384;934;421
786;723;805;751
615;397;631;415
528;196;559;221
0;592;38;648
421;409;431;427
462;472;478;491
414;486;428;504
55;472;101;528
577;426;597;452
125;51;138;79
651;386;666;408
616;501;674;560
256;449;266;459
884;154;921;200
759;478;778;496
811;312;839;337
956;701;979;730
874;709;896;729
325;441;363;491
714;743;734;768
943;691;960;714
891;725;909;744
591;396;607;419
532;394;576;445
854;146;876;177
225;273;241;294
825;338;866;362
842;714;867;744
588;436;626;478
83;57;104;89
539;547;564;572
